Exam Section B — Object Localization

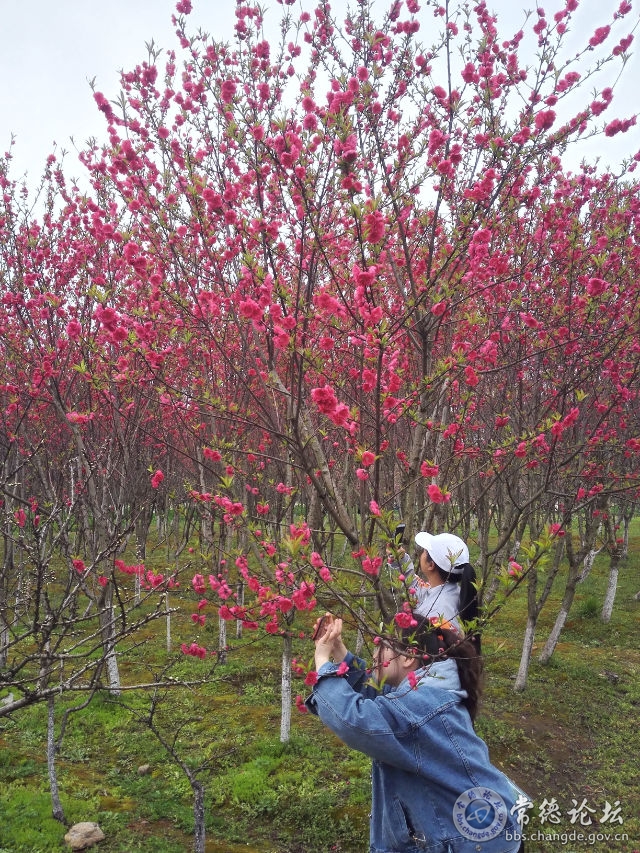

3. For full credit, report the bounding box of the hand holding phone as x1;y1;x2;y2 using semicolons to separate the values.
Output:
312;615;346;670
312;615;328;641
394;523;406;544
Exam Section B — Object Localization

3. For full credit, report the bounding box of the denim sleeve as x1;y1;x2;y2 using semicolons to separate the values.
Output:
308;674;430;771
305;651;377;717
341;651;378;695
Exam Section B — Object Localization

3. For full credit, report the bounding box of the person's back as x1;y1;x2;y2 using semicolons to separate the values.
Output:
365;675;523;852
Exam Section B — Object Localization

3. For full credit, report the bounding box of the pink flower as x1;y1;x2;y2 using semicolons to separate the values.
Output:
520;312;540;329
336;661;349;676
428;129;446;156
221;79;237;103
508;561;523;577
394;612;417;629
363;210;385;244
586;277;607;297
181;643;202;658
311;384;339;414
203;448;222;461
464;366;479;387
310;552;324;568
589;25;610;47
613;34;634;56
93;91;114;119
461;62;477;83
362;556;382;576
304;670;318;686
535;110;556;131
361;450;376;467
66;412;92;425
427;484;447;503
150;470;164;489
295;695;309;714
192;574;206;594
369;500;381;516
356;468;369;481
238;298;263;321
420;462;440;478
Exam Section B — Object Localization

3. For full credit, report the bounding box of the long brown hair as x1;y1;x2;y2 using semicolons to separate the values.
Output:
400;618;484;721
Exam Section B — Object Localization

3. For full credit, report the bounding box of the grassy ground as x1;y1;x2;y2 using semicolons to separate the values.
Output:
0;529;638;853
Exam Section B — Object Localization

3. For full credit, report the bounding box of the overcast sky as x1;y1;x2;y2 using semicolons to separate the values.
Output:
2;0;638;187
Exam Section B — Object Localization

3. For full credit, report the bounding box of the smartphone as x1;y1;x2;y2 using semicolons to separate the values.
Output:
312;616;328;641
394;523;406;544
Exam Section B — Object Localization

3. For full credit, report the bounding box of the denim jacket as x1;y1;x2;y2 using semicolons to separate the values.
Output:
306;653;524;853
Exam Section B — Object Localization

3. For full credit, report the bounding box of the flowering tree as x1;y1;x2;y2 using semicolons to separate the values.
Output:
73;0;639;645
2;0;640;744
1;3;640;846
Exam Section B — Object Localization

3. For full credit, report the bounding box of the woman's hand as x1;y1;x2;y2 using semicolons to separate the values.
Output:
386;544;405;563
313;613;347;669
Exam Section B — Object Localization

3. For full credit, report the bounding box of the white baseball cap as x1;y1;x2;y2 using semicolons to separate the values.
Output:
414;531;469;574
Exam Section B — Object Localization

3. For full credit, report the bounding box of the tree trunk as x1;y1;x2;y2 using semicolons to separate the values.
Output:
579;547;601;582
99;588;121;695
601;550;622;623
47;698;65;823
192;778;206;853
165;592;172;653
538;605;570;664
512;538;565;691
14;544;27;617
601;505;623;623
218;614;227;665
280;633;293;743
105;641;121;695
0;536;11;669
235;583;244;639
620;506;634;560
514;614;537;692
538;566;582;664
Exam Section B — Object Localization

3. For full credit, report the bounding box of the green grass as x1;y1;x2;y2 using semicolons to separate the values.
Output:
1;529;639;853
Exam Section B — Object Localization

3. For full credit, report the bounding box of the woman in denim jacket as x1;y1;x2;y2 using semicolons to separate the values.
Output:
306;615;525;853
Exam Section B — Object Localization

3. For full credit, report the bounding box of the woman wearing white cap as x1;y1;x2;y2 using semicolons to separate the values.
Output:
393;531;480;649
